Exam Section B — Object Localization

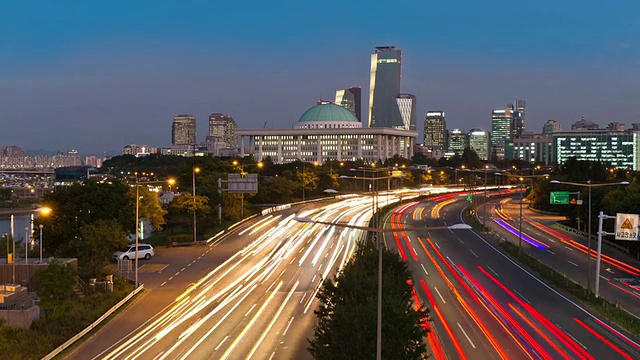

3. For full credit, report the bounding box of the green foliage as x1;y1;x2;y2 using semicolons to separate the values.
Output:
33;260;77;320
134;186;168;231
167;234;196;244
309;243;428;360
74;219;129;278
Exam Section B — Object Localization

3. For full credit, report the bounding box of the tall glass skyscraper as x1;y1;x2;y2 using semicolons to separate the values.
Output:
491;108;512;160
511;99;526;137
172;114;197;146
369;46;402;128
208;113;238;147
335;87;362;122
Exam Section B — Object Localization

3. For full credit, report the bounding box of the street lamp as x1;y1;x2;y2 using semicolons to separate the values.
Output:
193;167;200;243
549;179;629;291
134;177;175;288
37;206;52;264
294;216;470;360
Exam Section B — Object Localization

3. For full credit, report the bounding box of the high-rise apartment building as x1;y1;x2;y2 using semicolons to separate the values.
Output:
468;129;490;161
172;115;197;146
208;113;238;147
491;108;513;160
335;87;362;121
423;111;447;150
369;46;402;128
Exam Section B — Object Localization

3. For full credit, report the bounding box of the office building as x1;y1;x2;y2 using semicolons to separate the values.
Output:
335;87;362;121
447;129;467;155
172;115;197;146
571;117;599;130
543;120;562;134
369;46;403;128
511;99;526;136
208;113;238;148
237;102;417;164
468;129;490;161
491;108;513;160
554;129;640;170
395;94;416;131
506;133;554;165
423;111;447;151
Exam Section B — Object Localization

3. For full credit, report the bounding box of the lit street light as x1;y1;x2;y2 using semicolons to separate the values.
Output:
550;179;629;291
294;216;470;360
193;167;200;243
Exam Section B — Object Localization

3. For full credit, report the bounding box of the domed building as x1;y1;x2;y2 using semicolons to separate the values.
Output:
237;100;418;164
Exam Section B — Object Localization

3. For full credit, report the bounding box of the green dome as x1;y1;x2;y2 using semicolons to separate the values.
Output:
298;103;359;123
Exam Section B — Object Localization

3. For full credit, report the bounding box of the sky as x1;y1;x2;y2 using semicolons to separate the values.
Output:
1;1;639;155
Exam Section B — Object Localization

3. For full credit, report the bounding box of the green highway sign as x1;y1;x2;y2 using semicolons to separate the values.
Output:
466;193;472;202
550;191;570;205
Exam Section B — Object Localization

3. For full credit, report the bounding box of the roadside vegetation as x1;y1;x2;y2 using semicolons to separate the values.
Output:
308;242;429;360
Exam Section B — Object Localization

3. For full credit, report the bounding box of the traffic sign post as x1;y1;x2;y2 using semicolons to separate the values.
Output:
466;193;472;202
550;191;570;205
615;213;639;241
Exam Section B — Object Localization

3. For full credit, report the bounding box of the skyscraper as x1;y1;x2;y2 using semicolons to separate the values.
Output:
423;111;447;150
395;94;416;131
447;129;467;154
369;46;402;128
511;99;526;136
208;113;238;147
335;87;362;121
491;108;513;160
468;129;490;161
172;115;197;146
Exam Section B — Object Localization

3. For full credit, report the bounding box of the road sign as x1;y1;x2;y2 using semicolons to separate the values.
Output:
466;193;472;202
550;191;570;205
615;213;639;241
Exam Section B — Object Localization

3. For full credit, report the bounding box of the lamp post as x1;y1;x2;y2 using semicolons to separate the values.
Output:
133;177;175;288
24;227;29;265
193;167;200;243
294;216;470;360
37;206;52;264
39;225;44;263
549;179;629;292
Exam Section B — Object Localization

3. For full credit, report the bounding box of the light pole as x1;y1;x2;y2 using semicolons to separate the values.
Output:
39;225;44;263
134;177;175;288
549;179;629;291
294;216;470;360
192;167;200;243
24;227;29;266
37;206;52;264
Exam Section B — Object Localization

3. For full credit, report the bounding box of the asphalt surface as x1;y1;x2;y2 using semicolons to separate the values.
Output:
382;194;640;360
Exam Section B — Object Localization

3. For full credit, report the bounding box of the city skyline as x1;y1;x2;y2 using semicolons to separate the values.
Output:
1;2;638;154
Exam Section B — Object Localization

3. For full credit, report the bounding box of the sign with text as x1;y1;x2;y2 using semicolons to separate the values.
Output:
550;191;570;205
615;213;639;241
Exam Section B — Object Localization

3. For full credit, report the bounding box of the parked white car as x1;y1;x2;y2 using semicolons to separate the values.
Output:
112;244;155;261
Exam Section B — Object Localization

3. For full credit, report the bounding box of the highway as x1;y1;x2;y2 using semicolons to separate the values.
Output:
94;193;409;360
383;193;640;360
487;196;640;316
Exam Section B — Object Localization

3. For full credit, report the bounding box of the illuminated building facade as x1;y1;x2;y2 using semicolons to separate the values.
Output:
423;111;446;151
335;87;362;121
491;108;513;159
208;113;238;147
172;114;197;146
468;129;490;161
553;130;640;170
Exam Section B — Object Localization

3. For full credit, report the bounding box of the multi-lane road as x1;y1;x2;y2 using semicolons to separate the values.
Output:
382;193;640;359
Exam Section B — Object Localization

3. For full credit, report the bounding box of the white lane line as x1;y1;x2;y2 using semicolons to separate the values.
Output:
300;293;307;304
565;246;573;252
268;352;276;360
160;281;166;287
168;276;173;281
435;242;441;249
214;335;229;351
187;263;192;267
289;258;295;265
181;267;186;272
568;261;579;267
600;275;610;281
469;249;479;258
513;289;530;303
547;238;555;243
487;266;499;277
245;303;257;317
421;264;429;276
413;247;418;256
458;237;464;244
457;322;476;348
548;250;556;255
174;272;180;276
283;316;295;336
434;287;446;304
312;275;317;283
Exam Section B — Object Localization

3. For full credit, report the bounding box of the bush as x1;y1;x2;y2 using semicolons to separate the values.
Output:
166;234;195;244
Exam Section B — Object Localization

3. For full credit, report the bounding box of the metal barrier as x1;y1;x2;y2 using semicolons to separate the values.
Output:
42;285;145;360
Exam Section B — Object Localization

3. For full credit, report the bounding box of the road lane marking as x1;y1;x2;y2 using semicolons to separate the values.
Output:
458;237;464;244
181;267;186;272
413;247;418;256
421;264;429;276
268;352;276;360
469;249;478;258
457;322;476;348
487;266;499;277
300;293;307;304
245;303;257;317
168;276;173;281
174;272;180;276
547;250;556;255
214;335;229;351
568;261;579;267
312;275;317;283
565;246;573;251
283;316;295;336
160;281;166;287
434;287;446;304
600;275;610;281
513;289;530;303
435;242;441;249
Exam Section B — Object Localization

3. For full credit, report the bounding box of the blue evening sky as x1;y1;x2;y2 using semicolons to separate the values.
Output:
1;1;638;154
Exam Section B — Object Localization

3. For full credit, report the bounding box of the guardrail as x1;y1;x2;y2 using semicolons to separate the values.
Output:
42;285;145;360
554;223;630;254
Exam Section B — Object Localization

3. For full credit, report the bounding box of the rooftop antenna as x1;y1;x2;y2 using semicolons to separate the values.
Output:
263;120;268;129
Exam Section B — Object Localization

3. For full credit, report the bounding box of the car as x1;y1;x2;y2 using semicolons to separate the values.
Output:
112;244;155;261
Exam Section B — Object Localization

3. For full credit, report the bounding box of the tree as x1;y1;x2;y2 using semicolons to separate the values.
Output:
134;186;168;231
70;219;129;278
171;193;211;234
33;260;77;321
309;243;428;359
